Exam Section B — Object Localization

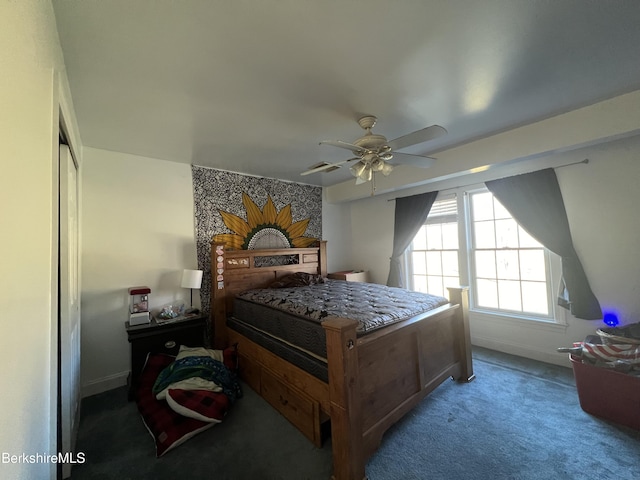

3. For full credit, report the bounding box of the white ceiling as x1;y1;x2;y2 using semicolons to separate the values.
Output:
52;0;640;187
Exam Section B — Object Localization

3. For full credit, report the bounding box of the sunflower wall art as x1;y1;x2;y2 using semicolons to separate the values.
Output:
191;166;322;317
213;192;317;250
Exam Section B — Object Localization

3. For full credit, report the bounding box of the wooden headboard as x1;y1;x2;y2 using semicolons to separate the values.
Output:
210;240;327;348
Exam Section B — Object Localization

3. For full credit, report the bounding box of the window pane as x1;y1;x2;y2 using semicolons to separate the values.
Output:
413;275;428;293
519;249;546;281
441;223;459;249
426;251;442;275
427;276;444;297
474;250;496;278
518;226;542;248
474;221;496;248
413;225;427;250
522;281;549;315
426;224;442;250
476;278;498;308
498;280;522;311
496;250;520;280
441;251;459;277
411;251;426;275
472;192;494;221
493;198;511;219
495;219;519;248
443;276;460;291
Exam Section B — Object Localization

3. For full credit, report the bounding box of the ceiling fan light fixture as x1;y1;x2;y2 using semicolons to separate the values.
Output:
370;158;385;172
350;160;367;178
379;152;393;161
381;162;394;176
359;168;372;182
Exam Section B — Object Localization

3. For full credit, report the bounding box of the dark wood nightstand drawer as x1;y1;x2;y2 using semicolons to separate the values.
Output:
131;323;203;353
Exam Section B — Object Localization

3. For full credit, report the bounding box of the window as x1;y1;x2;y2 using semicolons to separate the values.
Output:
408;197;459;299
469;191;552;318
407;189;557;322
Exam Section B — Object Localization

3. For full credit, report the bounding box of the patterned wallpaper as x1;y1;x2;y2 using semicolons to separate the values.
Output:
191;166;322;317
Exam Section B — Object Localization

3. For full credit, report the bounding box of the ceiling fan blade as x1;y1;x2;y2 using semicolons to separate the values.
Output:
300;158;358;176
319;140;365;153
388;125;447;150
392;152;437;168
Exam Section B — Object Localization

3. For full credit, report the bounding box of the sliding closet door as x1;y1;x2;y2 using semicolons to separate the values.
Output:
59;143;81;479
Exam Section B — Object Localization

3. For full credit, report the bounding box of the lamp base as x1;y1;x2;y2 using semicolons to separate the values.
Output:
185;288;200;315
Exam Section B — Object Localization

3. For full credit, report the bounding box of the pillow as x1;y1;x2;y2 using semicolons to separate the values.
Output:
135;354;222;457
268;272;326;288
176;346;224;362
166;388;230;423
175;344;238;372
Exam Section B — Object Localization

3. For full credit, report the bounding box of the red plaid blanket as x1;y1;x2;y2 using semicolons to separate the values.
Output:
135;354;230;456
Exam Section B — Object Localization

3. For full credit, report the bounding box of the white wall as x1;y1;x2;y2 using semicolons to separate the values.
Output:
80;148;199;395
559;136;640;327
0;1;80;479
321;198;353;273
325;134;640;367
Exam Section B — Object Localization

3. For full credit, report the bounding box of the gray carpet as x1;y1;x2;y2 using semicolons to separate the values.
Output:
71;347;640;479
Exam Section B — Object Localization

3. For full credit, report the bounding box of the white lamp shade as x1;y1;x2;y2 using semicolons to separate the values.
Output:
181;269;203;289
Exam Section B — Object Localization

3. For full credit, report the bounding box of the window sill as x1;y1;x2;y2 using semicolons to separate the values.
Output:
470;309;568;333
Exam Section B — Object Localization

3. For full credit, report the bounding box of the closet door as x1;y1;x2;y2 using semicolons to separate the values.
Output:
59;144;81;479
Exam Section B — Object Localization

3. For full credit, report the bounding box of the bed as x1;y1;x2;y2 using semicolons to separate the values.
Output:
210;240;474;480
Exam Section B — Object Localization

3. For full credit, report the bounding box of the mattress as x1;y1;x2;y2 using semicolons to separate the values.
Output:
227;316;329;382
231;279;449;365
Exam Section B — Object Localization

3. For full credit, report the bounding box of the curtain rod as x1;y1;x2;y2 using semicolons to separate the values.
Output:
387;158;589;202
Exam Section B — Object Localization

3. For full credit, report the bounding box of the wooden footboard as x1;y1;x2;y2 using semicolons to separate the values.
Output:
323;287;473;480
210;241;473;480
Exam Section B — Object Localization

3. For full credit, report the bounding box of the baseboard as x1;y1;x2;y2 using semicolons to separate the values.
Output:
82;371;129;398
472;335;571;368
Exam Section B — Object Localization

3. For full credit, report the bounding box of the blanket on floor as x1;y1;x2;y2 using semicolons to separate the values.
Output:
152;355;243;404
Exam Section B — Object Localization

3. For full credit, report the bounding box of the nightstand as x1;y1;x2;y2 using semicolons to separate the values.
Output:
125;314;207;400
328;270;369;282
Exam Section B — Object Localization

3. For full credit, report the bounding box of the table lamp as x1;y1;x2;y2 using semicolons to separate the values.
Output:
181;269;203;313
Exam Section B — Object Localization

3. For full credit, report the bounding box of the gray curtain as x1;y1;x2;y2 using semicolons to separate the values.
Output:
387;191;438;288
485;168;601;320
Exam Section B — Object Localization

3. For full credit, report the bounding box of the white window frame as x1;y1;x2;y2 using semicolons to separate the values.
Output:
405;185;567;328
465;187;557;322
405;195;459;300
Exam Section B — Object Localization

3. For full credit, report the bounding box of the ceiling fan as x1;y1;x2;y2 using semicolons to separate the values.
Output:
301;115;447;185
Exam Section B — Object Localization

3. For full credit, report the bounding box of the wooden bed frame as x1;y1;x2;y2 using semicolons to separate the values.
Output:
211;240;474;480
